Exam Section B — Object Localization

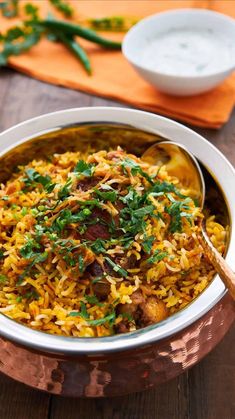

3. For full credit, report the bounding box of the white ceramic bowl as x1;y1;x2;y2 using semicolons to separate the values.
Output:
122;9;235;96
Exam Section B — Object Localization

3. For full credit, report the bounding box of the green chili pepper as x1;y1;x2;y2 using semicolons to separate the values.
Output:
54;31;92;75
39;18;122;50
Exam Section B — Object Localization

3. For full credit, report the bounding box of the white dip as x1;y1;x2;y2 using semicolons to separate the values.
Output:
142;28;233;76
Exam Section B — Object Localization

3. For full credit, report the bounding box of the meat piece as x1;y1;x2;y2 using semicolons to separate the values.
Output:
93;280;110;300
87;261;110;300
115;321;129;334
83;208;111;241
78;177;101;192
140;297;168;326
117;290;144;318
84;223;110;241
115;254;137;270
87;260;103;277
130;290;145;305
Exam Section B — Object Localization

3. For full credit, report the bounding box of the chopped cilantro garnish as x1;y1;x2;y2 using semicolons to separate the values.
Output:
166;197;192;233
142;235;155;254
20;237;48;266
80;301;89;319
24;290;39;301
23;168;55;192
91;276;104;284
63;254;76;267
84;294;103;307
34;224;45;241
1;196;9;201
0;250;4;259
58;177;73;200
74;160;95;177
121;158;154;184
147;250;168;264
94;188;117;202
105;257;128;278
132;205;155;218
20;237;40;259
68;311;80;317
52;208;91;233
88;311;116;326
90;238;106;254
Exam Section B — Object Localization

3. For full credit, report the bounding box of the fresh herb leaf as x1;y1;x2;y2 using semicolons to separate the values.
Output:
1;195;9;201
20;237;48;265
105;256;128;278
90;238;106;254
34;224;45;241
30;251;48;264
52;208;91;233
24;3;39;21
0;31;40;67
88;311;116;326
80;301;89;319
68;311;80;317
84;294;103;307
91;276;103;284
94;188;117;202
0;0;19;18
20;237;40;259
0;249;4;259
23;168;55;192
166;197;192;233
63;253;76;267
142;235;155;254
121;158;154;185
132;205;155;218
147;250;168;264
74;160;95;177
24;290;39;300
58;177;72;200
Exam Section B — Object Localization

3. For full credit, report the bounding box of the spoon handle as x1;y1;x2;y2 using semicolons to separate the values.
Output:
199;223;235;301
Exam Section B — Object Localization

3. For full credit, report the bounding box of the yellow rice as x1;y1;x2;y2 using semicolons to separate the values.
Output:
0;147;227;337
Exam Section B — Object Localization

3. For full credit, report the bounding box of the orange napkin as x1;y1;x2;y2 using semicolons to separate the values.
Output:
1;0;235;128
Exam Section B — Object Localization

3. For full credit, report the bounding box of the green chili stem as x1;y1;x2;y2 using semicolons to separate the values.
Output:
54;31;92;75
39;18;122;49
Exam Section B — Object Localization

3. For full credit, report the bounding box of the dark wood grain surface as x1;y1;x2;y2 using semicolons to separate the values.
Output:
0;69;234;419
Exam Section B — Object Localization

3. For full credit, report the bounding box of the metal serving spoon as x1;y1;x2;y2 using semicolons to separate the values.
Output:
142;141;235;300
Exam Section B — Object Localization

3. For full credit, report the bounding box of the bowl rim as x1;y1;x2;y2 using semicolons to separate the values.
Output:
122;8;235;80
0;106;234;355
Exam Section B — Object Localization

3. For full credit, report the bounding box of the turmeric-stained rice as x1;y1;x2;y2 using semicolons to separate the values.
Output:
0;147;227;337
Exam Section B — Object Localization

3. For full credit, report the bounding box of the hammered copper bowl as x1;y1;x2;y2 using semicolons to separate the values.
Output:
0;107;234;397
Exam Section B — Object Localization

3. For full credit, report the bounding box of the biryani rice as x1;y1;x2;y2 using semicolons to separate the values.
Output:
0;147;227;337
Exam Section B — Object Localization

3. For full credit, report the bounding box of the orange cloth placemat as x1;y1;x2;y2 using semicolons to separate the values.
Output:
1;0;235;128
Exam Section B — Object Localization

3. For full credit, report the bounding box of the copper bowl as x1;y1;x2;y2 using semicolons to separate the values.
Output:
0;107;234;397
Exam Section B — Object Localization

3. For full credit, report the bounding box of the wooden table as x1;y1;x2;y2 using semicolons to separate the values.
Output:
0;68;234;419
